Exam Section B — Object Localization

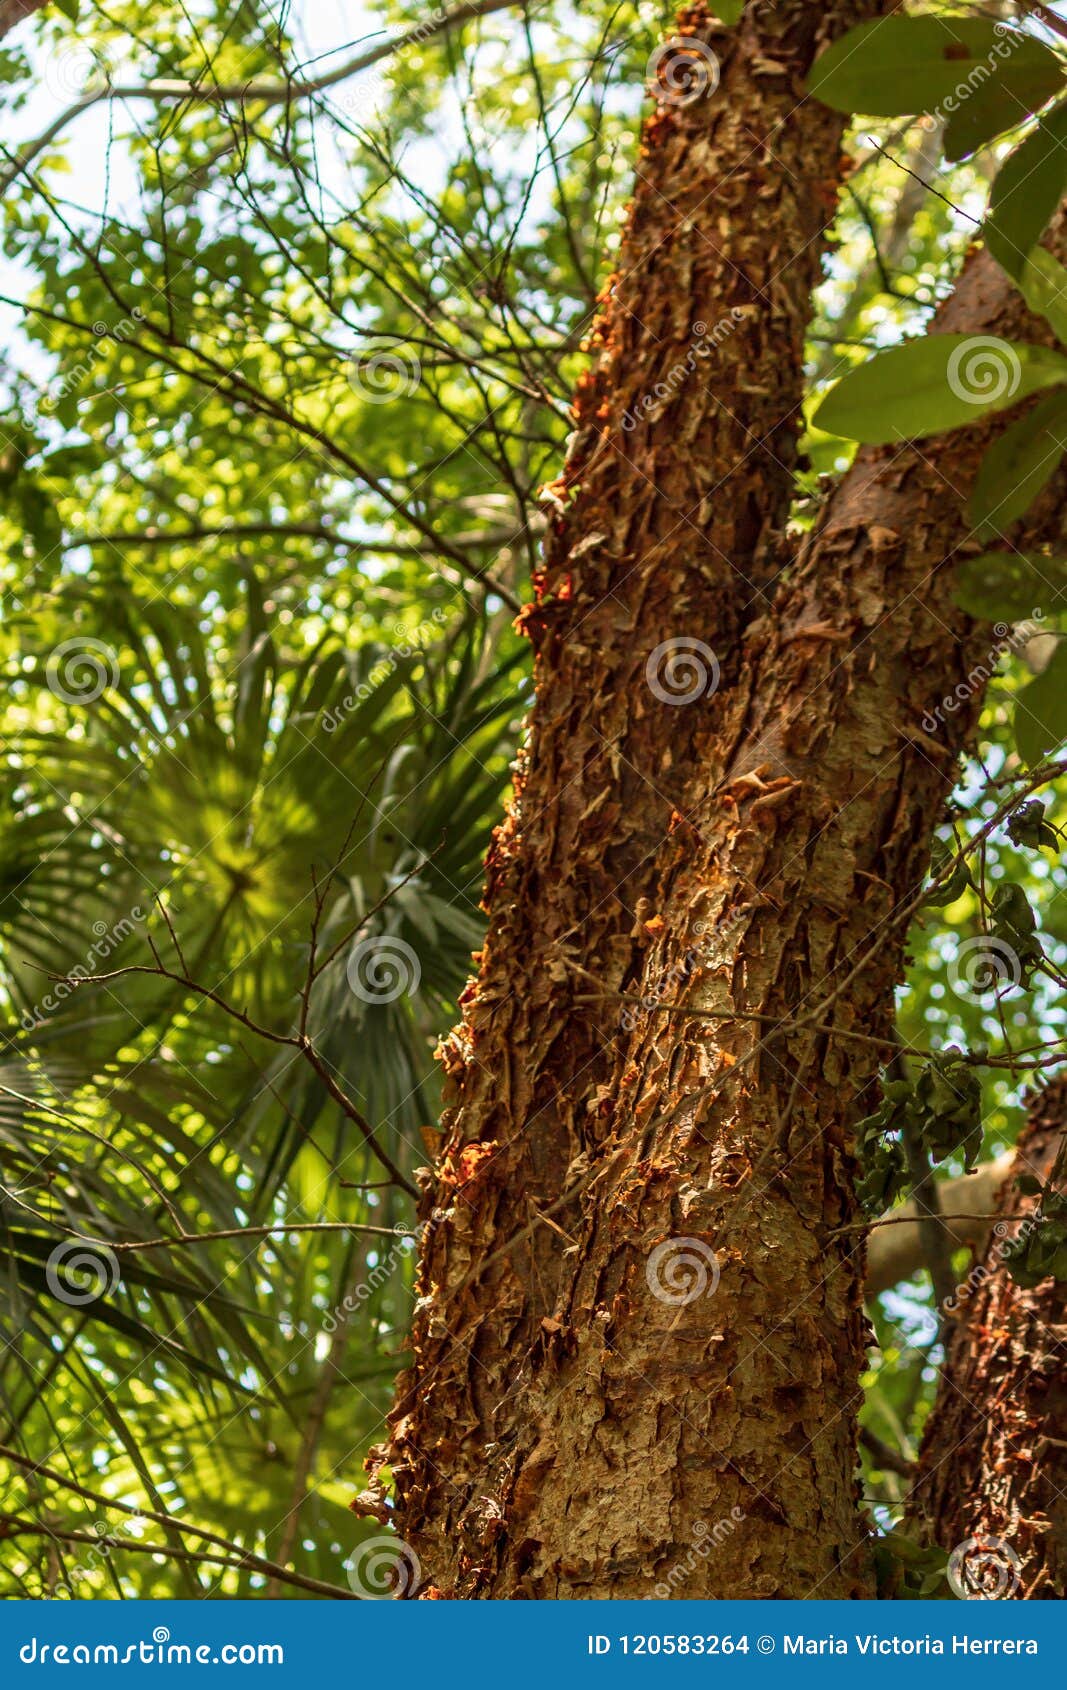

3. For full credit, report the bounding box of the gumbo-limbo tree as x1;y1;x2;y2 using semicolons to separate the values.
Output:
376;3;1067;1598
2;0;1067;1602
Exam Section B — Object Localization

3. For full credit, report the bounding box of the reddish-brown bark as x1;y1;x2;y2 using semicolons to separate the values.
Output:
912;1081;1067;1600
0;0;49;41
377;5;1067;1599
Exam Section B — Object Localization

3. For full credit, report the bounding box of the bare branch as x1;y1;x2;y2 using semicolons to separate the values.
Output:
52;956;416;1198
0;1443;361;1599
0;1516;355;1597
17;1219;414;1254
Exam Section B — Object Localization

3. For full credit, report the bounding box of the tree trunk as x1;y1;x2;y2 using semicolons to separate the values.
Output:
377;0;1067;1596
912;1081;1067;1600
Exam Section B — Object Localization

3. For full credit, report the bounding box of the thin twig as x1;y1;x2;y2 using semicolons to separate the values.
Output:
0;1445;354;1598
51;959;415;1197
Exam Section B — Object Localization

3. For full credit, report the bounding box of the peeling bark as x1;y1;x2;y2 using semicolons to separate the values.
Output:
378;2;1067;1600
912;1081;1067;1600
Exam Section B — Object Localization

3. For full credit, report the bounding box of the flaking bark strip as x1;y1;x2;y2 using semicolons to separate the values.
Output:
912;1078;1067;1600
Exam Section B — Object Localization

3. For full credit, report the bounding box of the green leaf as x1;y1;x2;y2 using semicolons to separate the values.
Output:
54;0;81;17
985;101;1067;276
1016;639;1067;764
1013;245;1067;344
714;1;743;21
955;550;1067;620
923;850;972;908
815;336;1067;444
1006;798;1059;851
807;18;1062;127
943;46;1066;162
968;390;1067;539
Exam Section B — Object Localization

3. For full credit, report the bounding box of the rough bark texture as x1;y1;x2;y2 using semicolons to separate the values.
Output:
913;1081;1067;1600
377;7;1067;1599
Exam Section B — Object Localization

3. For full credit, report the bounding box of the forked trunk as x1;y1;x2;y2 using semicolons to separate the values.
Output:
378;6;1067;1597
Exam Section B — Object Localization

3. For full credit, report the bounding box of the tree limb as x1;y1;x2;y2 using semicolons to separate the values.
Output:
866;1155;1016;1297
1;0;532;190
